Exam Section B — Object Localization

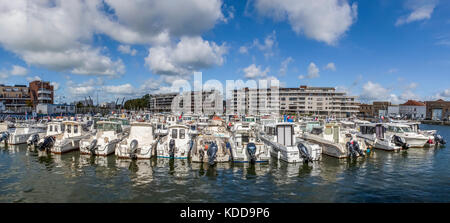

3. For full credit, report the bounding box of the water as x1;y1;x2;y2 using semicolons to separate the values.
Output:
1;124;449;203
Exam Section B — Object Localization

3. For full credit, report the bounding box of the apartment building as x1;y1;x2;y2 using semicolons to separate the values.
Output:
0;84;31;112
230;85;359;118
149;90;222;114
149;93;179;113
359;103;373;117
29;80;54;107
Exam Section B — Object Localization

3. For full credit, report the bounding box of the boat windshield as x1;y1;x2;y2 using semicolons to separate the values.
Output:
388;126;411;133
401;127;412;132
98;123;122;132
110;118;129;126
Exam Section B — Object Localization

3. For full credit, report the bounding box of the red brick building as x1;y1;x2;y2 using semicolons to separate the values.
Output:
29;80;54;107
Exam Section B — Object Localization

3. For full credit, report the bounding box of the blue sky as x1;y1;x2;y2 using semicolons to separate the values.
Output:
0;0;449;104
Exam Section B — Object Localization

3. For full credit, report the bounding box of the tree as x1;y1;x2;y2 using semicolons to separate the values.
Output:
124;94;150;111
25;100;33;107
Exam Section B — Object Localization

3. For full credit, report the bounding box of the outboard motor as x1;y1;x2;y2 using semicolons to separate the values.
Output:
246;142;257;164
189;139;194;152
129;139;138;159
199;148;205;162
38;136;55;151
346;140;358;158
0;131;9;143
297;142;313;163
352;140;365;157
89;139;98;155
27;134;39;147
169;139;175;158
434;134;446;147
392;135;409;150
207;142;218;166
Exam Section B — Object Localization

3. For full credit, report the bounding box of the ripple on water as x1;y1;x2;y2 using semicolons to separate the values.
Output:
1;126;449;203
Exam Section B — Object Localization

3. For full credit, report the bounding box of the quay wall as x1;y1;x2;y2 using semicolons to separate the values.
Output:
421;120;450;126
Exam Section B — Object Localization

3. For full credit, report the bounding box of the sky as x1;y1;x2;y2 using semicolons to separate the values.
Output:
0;0;449;104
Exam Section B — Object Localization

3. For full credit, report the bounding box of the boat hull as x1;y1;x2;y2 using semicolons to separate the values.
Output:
115;145;153;159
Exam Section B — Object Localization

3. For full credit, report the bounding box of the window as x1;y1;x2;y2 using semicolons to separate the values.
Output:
74;125;78;134
49;125;53;132
67;125;71;133
179;129;185;139
171;129;178;139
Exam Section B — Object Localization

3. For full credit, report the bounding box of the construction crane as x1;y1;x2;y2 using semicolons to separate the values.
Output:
121;97;125;109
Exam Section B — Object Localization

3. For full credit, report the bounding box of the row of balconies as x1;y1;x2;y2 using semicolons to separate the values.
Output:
37;89;52;95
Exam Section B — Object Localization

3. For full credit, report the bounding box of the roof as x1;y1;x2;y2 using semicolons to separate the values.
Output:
401;100;425;106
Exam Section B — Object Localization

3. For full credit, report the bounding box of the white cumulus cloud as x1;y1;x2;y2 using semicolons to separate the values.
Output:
243;64;270;79
254;0;357;45
0;0;226;76
324;62;336;71
10;65;28;76
396;0;437;26
117;45;137;56
279;57;293;76
145;36;227;76
299;62;320;79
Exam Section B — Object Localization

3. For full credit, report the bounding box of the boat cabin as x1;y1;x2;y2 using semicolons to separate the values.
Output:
165;115;178;124
96;121;123;134
62;121;87;138
168;125;190;144
305;121;321;133
263;123;295;147
46;121;65;136
128;122;154;143
360;123;386;139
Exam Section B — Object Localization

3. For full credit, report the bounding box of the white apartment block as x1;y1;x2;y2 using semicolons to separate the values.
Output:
230;85;359;118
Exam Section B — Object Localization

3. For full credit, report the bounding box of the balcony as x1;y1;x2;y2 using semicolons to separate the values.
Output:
37;89;52;95
38;96;52;101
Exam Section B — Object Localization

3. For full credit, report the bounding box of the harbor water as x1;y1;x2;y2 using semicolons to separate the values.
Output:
1;124;449;203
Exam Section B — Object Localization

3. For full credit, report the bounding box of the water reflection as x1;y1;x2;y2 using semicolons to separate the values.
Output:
0;124;448;202
230;162;270;179
3;144;21;154
116;159;154;186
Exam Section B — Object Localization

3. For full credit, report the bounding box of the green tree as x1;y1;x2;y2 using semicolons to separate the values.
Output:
25;100;33;107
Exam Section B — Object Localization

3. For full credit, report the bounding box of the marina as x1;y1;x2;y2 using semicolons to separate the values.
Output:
0;113;449;202
1;0;450;207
